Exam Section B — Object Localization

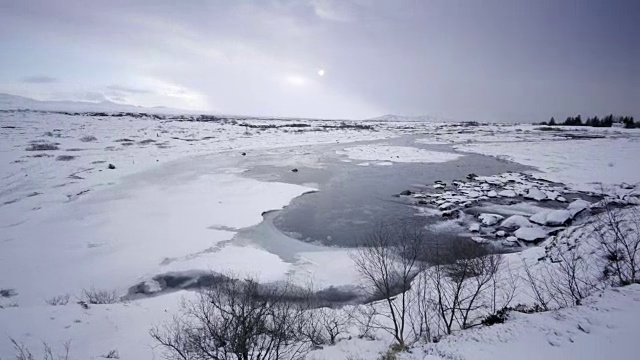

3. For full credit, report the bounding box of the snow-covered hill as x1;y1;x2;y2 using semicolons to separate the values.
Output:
0;93;195;115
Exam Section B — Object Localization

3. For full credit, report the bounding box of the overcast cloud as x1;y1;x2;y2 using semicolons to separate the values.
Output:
0;0;637;121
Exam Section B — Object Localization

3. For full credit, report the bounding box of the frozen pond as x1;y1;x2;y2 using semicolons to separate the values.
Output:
244;137;531;247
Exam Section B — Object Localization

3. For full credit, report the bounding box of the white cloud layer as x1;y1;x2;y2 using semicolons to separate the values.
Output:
0;0;637;120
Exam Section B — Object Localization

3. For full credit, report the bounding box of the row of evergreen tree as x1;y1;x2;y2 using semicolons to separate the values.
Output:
541;114;638;128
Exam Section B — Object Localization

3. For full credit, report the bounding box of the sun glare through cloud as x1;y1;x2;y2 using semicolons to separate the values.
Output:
284;74;307;86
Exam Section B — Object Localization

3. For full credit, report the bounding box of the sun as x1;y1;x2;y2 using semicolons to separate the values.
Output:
318;69;325;77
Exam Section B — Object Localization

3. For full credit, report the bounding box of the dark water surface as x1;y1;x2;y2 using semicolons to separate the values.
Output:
244;137;531;247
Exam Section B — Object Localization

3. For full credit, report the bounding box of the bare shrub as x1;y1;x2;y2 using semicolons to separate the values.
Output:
595;203;640;286
408;271;438;343
151;277;311;360
489;258;519;315
428;241;503;334
298;314;325;348
520;248;602;310
424;247;517;333
546;248;602;306
7;338;71;360
302;307;351;346
351;222;427;347
517;196;638;309
519;257;552;311
352;303;378;340
100;349;119;359
318;309;352;345
81;288;118;304
45;294;70;306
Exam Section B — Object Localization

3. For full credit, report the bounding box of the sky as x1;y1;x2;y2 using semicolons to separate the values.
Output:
0;0;638;121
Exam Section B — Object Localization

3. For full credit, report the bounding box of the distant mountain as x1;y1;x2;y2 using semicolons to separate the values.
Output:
0;93;38;108
367;114;455;122
0;93;197;115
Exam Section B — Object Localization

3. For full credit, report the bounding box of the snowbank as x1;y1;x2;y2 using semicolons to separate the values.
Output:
514;226;548;242
456;138;640;191
401;285;640;360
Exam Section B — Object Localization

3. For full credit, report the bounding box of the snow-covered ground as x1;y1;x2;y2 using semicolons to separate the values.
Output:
1;112;404;305
307;201;640;360
304;285;640;360
456;138;640;192
403;285;640;360
337;145;463;163
2;111;640;359
442;126;640;192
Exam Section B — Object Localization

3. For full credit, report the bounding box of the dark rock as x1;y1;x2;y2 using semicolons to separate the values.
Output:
442;210;460;219
108;163;116;170
291;168;299;172
0;288;17;298
621;182;634;189
400;190;412;196
241;152;246;156
467;173;478;180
